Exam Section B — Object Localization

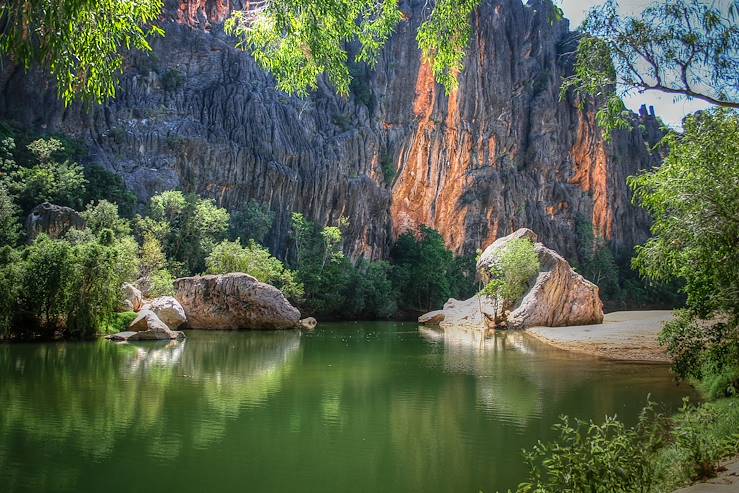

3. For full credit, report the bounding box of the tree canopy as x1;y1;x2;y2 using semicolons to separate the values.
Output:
0;0;164;105
563;0;739;133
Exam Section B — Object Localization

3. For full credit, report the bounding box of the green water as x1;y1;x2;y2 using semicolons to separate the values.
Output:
0;322;692;493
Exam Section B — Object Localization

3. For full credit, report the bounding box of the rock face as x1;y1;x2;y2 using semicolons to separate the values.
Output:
25;202;85;241
120;283;143;312
0;0;660;263
420;228;603;330
174;273;301;330
144;296;187;329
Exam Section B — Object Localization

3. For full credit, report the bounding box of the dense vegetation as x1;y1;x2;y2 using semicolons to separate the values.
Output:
515;397;739;493
481;238;540;322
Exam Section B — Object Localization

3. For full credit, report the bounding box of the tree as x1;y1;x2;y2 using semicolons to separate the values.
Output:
0;137;87;214
0;185;21;247
563;0;739;133
143;191;230;275
80;200;131;239
630;109;739;397
225;0;481;96
230;200;275;243
0;0;164;105
206;238;304;301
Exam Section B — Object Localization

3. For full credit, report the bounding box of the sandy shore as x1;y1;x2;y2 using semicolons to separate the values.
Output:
527;310;674;363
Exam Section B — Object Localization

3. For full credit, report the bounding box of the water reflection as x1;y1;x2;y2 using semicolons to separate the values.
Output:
0;324;691;493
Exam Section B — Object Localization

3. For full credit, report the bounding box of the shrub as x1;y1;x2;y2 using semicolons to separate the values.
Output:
81;200;131;238
481;238;540;312
0;184;21;246
102;311;138;334
207;238;304;302
147;269;176;298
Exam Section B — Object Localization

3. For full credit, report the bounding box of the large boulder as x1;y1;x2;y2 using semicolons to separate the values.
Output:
174;273;301;330
143;296;186;329
420;228;604;330
120;283;143;312
25;202;85;241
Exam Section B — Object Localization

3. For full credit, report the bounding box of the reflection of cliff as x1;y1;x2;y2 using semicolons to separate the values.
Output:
0;331;301;484
0;0;660;262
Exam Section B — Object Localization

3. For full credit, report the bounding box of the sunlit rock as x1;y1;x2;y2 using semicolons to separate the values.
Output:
420;228;603;330
174;273;301;330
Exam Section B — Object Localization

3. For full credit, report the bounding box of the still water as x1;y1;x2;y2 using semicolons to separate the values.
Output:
0;322;692;493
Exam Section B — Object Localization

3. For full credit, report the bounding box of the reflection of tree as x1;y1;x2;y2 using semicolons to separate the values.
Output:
0;331;301;489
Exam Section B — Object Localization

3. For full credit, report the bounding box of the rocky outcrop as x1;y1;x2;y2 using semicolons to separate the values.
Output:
120;283;143;312
420;228;603;330
143;296;187;329
25;202;85;241
478;228;603;328
174;273;301;330
0;0;660;264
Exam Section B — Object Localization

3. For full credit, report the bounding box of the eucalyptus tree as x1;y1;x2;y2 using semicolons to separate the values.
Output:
562;0;739;133
0;0;164;105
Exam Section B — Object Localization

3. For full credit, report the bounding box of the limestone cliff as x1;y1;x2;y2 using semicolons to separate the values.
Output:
0;0;661;262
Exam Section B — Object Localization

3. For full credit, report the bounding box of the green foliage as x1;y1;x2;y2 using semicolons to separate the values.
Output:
345;259;397;319
630;109;739;320
229;200;275;243
142;191;230;275
416;0;481;92
102;311;138;335
516;397;739;493
206;239;304;302
0;233;137;340
0;184;21;247
147;269;176;298
390;226;476;313
225;0;482;96
481;239;540;307
660;310;739;400
517;400;666;493
380;152;396;185
82;165;136;217
225;0;403;97
0;0;165;105
563;0;739;137
81;200;131;239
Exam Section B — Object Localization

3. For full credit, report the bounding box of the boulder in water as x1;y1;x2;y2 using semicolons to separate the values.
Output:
420;228;603;330
174;273;301;330
143;296;186;329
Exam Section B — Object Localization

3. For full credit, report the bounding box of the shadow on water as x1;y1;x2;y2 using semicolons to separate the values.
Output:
0;323;693;493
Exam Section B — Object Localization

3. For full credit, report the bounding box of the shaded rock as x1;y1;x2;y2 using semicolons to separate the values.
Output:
121;283;143;312
144;296;186;329
174;273;301;330
128;327;185;341
105;331;138;341
420;228;603;330
25;202;84;242
298;317;318;331
129;310;167;332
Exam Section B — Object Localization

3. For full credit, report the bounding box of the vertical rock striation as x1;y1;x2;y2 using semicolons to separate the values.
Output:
0;0;661;263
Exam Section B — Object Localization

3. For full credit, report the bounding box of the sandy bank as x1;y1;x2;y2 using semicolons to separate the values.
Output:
527;310;674;363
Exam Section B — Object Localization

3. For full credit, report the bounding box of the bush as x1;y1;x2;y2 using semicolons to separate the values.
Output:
660;310;739;399
0;234;138;340
481;238;540;312
390;226;476;313
147;269;176;298
102;311;138;334
206;238;304;302
81;200;131;238
0;184;21;246
517;400;666;493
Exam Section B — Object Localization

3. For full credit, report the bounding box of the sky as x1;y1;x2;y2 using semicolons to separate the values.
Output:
558;0;712;128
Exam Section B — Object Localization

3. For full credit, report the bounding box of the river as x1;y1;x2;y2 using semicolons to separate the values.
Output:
0;322;693;492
